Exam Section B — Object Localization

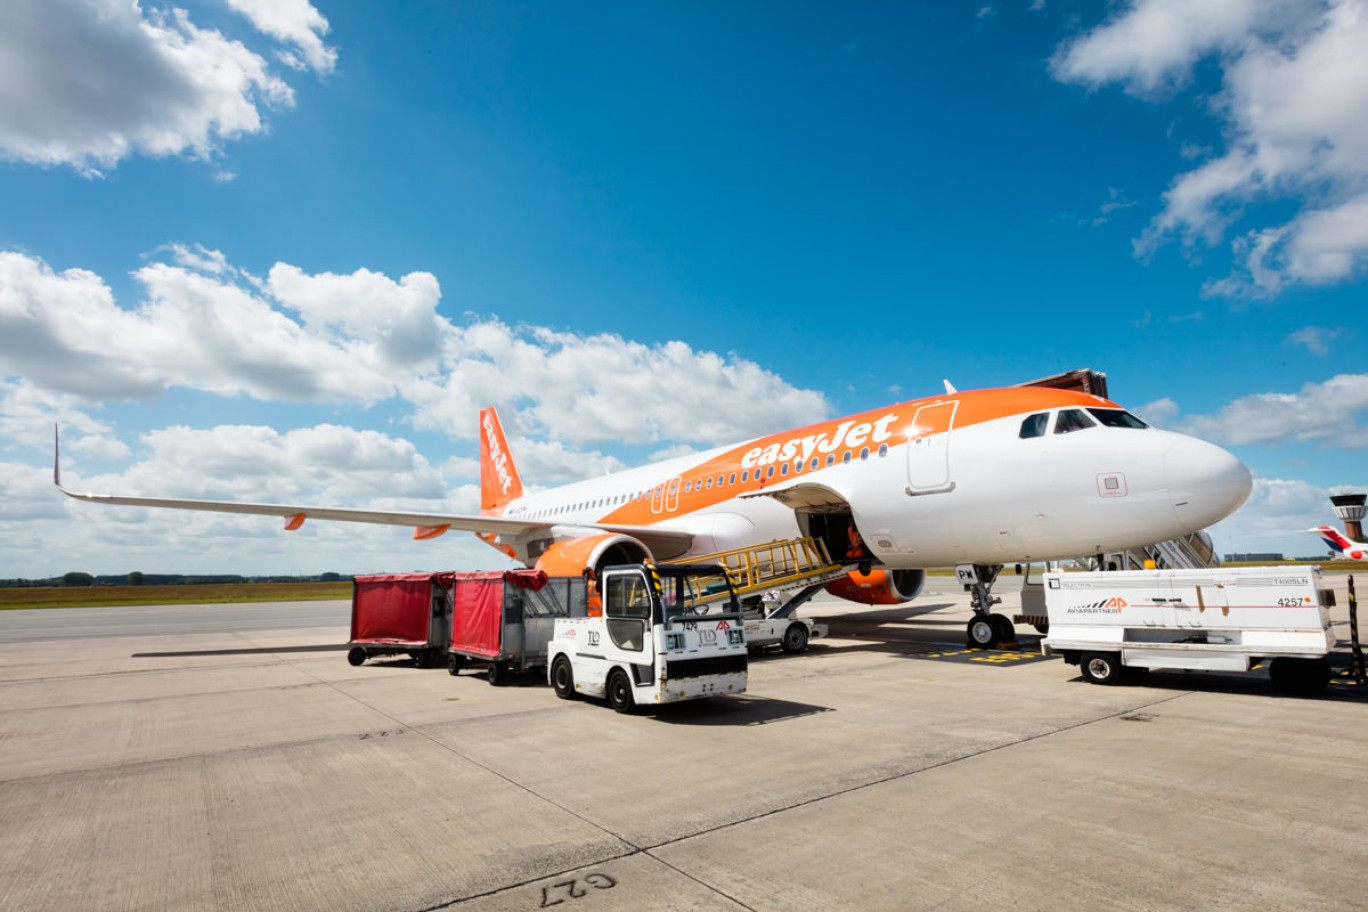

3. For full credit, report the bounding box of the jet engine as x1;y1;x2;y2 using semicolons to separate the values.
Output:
533;533;652;579
824;567;926;605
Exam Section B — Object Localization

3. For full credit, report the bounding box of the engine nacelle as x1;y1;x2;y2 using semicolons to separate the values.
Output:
824;568;926;605
533;533;652;579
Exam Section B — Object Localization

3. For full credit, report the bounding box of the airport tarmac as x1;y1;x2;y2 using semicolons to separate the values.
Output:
1;573;1365;911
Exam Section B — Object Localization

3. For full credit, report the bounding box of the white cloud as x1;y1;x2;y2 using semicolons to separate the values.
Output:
0;247;834;569
1135;396;1179;426
0;249;442;404
1207;474;1364;557
0;0;333;173
2;249;830;452
404;320;831;446
1053;0;1368;295
1285;325;1344;356
1175;374;1368;448
103;424;448;503
222;0;336;74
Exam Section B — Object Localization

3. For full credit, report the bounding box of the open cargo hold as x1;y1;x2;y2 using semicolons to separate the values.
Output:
348;572;454;667
448;570;588;685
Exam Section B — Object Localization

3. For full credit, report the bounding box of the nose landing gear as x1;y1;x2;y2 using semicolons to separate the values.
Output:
960;564;1016;649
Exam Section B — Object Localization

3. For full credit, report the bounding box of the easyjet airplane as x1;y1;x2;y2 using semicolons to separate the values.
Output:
56;382;1252;644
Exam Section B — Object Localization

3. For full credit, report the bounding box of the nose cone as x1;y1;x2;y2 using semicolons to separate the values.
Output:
1163;436;1252;532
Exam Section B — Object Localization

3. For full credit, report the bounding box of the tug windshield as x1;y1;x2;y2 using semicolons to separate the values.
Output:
659;567;738;620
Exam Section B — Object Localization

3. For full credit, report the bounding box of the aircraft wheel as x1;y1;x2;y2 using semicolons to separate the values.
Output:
486;662;503;686
781;623;809;654
446;653;465;676
1269;656;1331;696
551;655;576;700
1080;652;1124;685
989;614;1015;642
607;668;635;713
967;616;1000;649
347;647;367;667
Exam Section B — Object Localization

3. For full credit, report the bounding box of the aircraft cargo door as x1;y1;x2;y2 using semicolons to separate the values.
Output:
906;401;957;495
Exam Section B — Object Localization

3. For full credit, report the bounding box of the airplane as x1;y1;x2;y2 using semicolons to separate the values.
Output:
1306;526;1367;560
56;381;1253;647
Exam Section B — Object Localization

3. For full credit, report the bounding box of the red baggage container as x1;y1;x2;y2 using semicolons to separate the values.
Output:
447;571;587;685
347;572;454;668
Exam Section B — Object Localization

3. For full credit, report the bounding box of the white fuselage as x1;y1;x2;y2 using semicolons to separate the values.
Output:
495;394;1251;569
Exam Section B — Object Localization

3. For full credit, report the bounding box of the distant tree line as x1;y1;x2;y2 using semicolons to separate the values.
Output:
0;571;351;588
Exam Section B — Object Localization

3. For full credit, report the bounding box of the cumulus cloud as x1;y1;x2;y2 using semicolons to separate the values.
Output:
1173;374;1368;448
1206;474;1365;557
0;249;444;404
222;0;336;74
1052;0;1368;296
0;0;334;174
405;321;831;446
102;424;449;503
1;247;830;503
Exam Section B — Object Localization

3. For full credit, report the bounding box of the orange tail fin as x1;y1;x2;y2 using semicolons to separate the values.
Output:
480;407;524;511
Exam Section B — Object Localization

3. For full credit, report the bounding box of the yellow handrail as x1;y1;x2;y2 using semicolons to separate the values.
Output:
666;536;843;596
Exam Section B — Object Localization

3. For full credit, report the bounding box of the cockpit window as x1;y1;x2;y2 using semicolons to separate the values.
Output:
1087;408;1149;429
1054;409;1096;435
1019;413;1049;439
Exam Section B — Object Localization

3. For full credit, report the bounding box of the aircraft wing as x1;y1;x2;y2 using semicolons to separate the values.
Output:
55;483;695;553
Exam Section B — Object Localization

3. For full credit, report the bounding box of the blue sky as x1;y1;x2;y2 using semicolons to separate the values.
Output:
2;0;1366;577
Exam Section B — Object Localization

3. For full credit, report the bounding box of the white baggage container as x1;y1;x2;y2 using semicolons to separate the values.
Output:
1041;566;1337;694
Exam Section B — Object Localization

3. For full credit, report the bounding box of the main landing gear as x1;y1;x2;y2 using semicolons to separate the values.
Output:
961;564;1016;649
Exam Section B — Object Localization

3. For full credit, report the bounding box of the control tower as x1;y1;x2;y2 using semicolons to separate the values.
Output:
1330;493;1366;541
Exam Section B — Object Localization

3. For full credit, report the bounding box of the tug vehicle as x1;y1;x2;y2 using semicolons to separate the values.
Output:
547;562;747;712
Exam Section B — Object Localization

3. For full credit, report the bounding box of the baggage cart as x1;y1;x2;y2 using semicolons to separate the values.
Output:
448;570;588;685
348;572;454;667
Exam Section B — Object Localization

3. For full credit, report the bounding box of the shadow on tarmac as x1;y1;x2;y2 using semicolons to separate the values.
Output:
651;693;835;726
132;643;348;657
1053;655;1368;703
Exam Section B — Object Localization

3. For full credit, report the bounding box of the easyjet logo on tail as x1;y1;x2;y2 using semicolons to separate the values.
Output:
480;408;523;511
484;412;513;495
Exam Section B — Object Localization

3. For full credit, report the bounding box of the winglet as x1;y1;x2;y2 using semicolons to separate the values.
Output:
943;379;957;394
479;407;524;512
53;424;63;490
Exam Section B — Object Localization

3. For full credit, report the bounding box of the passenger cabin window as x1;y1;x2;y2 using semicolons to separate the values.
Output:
1087;408;1150;429
1054;409;1096;435
1019;413;1048;438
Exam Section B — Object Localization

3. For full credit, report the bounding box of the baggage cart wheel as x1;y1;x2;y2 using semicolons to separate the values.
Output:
607;668;635;713
1268;656;1331;696
781;623;809;654
551;655;576;700
1080;652;1124;685
347;647;367;667
967;616;1000;649
486;662;503;686
447;653;465;676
